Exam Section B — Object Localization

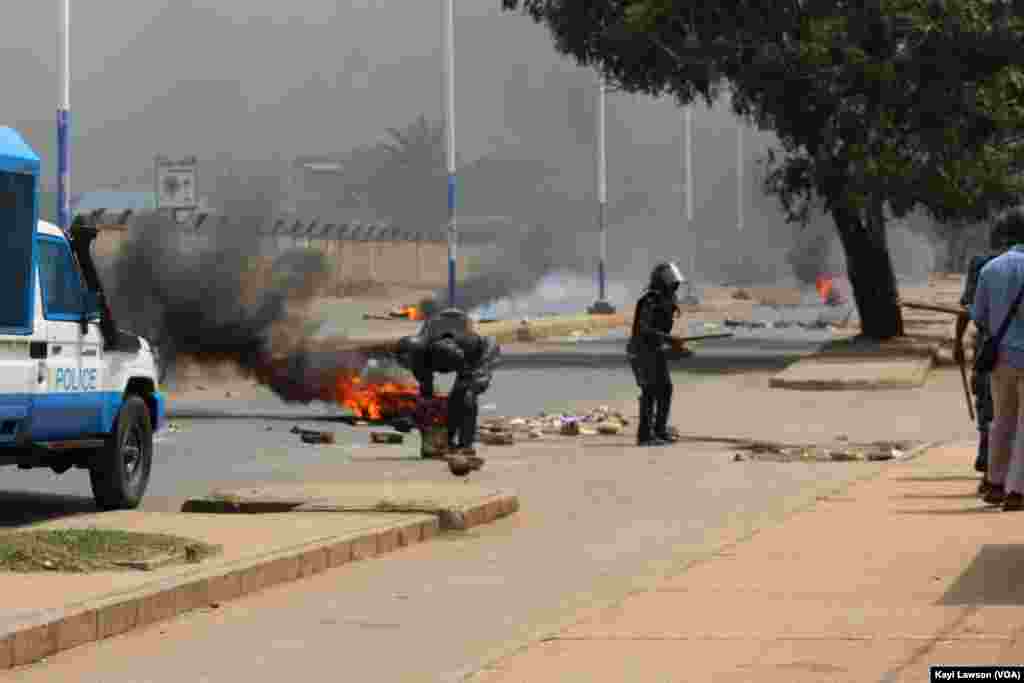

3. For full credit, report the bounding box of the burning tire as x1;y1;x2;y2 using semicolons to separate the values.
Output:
89;395;154;510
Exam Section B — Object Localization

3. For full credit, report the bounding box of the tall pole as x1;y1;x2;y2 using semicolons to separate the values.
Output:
58;0;71;232
443;0;457;308
597;72;608;303
737;122;744;234
684;106;695;277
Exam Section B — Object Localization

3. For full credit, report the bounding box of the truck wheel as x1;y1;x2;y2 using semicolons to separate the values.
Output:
89;395;153;511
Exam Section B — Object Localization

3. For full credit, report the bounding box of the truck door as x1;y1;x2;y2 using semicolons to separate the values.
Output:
0;168;38;445
34;235;104;440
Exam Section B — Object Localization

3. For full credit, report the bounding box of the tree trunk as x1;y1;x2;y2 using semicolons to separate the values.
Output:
831;203;904;339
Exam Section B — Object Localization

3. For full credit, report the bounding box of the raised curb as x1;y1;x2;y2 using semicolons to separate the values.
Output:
768;356;934;391
0;492;518;671
182;492;520;532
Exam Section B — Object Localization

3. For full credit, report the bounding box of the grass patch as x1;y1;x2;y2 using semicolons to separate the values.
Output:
0;528;221;573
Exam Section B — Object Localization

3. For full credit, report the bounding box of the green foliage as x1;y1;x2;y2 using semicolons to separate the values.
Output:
503;0;1024;227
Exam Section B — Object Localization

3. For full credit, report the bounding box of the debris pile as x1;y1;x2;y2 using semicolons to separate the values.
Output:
291;426;336;445
730;439;915;463
479;406;630;444
723;318;835;331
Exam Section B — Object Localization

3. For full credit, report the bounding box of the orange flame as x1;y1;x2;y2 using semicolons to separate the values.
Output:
332;370;421;420
815;275;834;303
394;306;425;321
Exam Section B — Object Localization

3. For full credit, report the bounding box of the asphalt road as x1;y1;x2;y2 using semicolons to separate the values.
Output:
0;323;831;512
0;419;875;683
0;330;977;682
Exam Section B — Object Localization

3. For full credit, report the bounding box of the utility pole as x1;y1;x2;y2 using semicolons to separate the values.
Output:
684;106;695;276
589;71;615;315
443;0;458;308
58;0;71;232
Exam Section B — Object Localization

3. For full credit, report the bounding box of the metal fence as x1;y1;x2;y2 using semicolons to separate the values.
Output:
78;209;496;245
80;209;495;288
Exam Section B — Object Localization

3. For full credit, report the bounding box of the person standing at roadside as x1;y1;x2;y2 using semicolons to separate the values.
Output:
971;208;1024;510
956;225;1009;496
627;262;687;446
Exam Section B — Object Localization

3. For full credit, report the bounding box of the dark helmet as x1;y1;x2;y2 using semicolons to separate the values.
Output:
649;262;685;295
428;336;465;373
420;307;472;343
395;334;428;369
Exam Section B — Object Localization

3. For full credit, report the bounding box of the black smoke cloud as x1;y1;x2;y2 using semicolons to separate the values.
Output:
101;213;328;381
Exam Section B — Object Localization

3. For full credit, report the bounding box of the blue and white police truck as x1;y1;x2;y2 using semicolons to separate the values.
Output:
0;127;163;510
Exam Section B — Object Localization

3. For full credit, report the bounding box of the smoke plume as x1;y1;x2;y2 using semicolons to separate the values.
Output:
102;213;329;382
419;223;561;316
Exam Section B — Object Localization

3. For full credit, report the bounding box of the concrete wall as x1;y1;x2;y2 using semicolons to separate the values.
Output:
91;223;468;288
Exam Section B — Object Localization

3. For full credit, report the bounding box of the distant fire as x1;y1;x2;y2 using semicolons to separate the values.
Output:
331;370;421;421
815;274;845;306
391;306;425;321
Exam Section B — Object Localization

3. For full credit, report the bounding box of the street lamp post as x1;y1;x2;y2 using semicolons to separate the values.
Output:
443;0;458;308
684;106;695;275
57;0;71;233
589;71;616;315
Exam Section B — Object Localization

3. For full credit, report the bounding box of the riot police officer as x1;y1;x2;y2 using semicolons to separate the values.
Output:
397;308;500;455
956;221;1013;496
628;262;686;446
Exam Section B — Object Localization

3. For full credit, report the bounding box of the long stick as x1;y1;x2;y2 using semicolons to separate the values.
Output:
959;359;976;422
899;299;966;316
672;333;735;343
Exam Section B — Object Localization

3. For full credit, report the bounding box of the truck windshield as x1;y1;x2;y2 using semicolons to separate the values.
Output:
0;170;35;332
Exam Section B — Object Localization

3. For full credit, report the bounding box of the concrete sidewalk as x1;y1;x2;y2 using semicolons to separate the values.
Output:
0;482;517;671
472;442;1024;682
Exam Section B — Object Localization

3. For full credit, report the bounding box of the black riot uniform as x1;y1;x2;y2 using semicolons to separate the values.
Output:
961;252;997;474
628;262;684;446
396;309;500;453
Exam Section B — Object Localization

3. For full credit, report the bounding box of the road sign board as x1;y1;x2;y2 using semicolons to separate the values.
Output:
155;156;198;209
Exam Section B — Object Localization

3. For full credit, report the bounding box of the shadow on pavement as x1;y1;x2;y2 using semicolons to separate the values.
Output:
900;493;985;500
0;490;97;528
940;545;1024;605
892;476;981;483
892;507;1000;516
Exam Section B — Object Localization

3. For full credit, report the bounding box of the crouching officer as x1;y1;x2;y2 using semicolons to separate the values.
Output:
396;308;500;456
628;262;686;446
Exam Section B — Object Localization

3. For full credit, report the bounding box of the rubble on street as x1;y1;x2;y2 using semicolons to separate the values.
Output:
291;426;336;445
728;438;918;463
478;406;631;444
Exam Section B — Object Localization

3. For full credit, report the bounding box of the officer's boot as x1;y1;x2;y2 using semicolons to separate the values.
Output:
637;392;664;446
653;386;679;443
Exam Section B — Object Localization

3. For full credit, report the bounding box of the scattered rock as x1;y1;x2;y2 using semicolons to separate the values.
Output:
829;450;861;462
560;420;581;437
480;432;514;446
298;430;336;445
528;429;543;439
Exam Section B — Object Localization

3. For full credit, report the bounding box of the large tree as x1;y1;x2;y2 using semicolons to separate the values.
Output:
504;0;1024;338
